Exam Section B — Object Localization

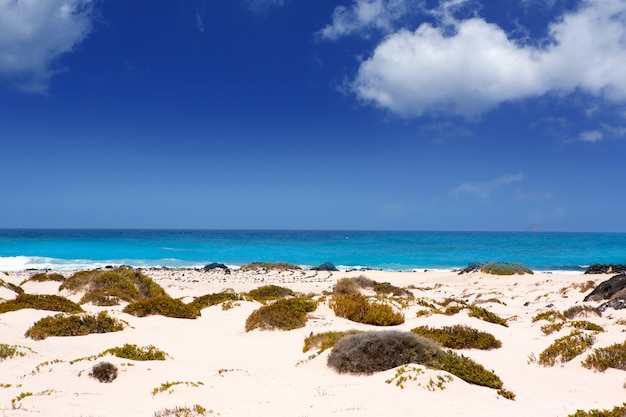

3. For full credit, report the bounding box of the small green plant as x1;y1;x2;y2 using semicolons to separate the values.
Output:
329;294;404;326
123;296;200;319
25;311;124;340
385;365;425;389
532;310;566;323
11;392;33;409
0;344;26;360
90;361;118;383
569;320;604;332
581;341;626;372
480;262;533;275
0;383;12;388
435;351;503;389
151;381;204;396
21;272;65;285
105;344;169;361
154;404;210;417
303;330;363;353
568;403;626;417
0;293;83;314
60;267;167;306
497;388;516;400
563;305;602;320
372;282;413;298
541;322;565;335
0;279;24;295
538;330;595;366
245;285;296;303
411;325;502;350
188;290;242;310
467;305;508;327
245;298;317;331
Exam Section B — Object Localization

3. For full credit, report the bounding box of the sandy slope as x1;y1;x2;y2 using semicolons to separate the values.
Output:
1;268;625;417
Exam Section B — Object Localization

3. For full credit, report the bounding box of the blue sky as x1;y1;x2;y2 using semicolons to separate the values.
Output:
1;0;625;232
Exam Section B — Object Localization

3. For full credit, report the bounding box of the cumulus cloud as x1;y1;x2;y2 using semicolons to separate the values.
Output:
316;0;412;40
344;0;626;118
0;0;95;93
451;173;524;198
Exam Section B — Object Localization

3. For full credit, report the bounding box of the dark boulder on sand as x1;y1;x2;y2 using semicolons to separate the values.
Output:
311;262;339;272
203;263;230;273
584;264;626;274
457;262;483;275
584;273;626;302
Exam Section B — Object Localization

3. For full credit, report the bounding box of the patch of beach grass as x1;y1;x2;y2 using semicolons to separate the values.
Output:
568;403;626;417
538;330;595;366
329;294;405;326
532;310;566;323
245;285;296;303
467;305;509;327
0;279;24;295
0;293;83;314
581;341;626;372
21;272;65;285
0;344;27;361
188;289;242;310
154;404;211;416
151;381;204;396
411;325;502;350
480;262;533;275
123;296;200;319
245;298;317;331
25;311;124;340
60;267;167;306
106;344;169;361
563;305;602;320
303;330;363;354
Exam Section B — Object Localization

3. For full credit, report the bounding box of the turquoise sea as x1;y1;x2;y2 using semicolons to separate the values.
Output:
0;229;625;272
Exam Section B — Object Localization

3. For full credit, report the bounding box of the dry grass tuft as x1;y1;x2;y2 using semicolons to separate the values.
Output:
329;294;404;326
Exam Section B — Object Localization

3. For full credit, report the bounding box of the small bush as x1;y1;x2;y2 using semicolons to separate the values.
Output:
303;330;363;353
581;341;626;372
480;262;533;275
123;296;200;319
443;305;464;316
333;278;361;295
327;331;443;375
22;272;66;285
105;344;168;361
25;311;124;340
538;330;595;366
541;322;565;335
573;280;596;293
563;305;602;320
412;325;502;350
188;290;241;311
329;294;404;326
467;305;508;327
154;404;210;417
373;282;413;298
435;351;503;389
532;310;566;323
90;361;118;383
239;262;301;271
0;344;26;361
568;404;626;417
245;298;317;331
0;279;24;295
569;320;604;332
0;294;83;314
60;268;167;306
245;285;295;303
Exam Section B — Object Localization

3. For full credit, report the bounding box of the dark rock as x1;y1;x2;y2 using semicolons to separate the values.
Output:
203;263;230;273
523;302;530;307
311;262;339;272
598;297;626;312
584;264;626;274
584;274;626;302
457;262;483;275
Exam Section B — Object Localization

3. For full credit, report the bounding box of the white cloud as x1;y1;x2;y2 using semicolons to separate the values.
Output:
0;0;94;93
451;173;524;198
346;0;626;118
243;0;287;14
316;0;413;40
579;130;604;143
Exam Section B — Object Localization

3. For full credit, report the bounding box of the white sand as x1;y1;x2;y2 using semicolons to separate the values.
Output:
1;268;625;417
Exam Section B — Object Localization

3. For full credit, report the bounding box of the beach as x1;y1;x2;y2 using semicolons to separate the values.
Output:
1;267;625;417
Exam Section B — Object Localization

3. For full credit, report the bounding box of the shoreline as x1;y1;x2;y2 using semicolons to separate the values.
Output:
1;268;625;416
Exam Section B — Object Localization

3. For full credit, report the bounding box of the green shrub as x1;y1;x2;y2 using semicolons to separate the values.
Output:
105;344;168;361
22;273;65;285
538;330;595;366
333;278;361;295
0;279;24;295
0;344;26;361
541;322;565;335
568;404;626;417
563;305;602;320
443;305;464;316
303;330;363;353
467;305;508;327
329;294;404;326
327;331;443;375
373;282;413;298
90;361;118;383
123;296;200;319
60;268;167;306
569;321;604;332
412;325;502;350
532;310;566;323
154;404;210;417
245;298;317;331
25;311;124;340
480;262;533;275
240;262;301;271
0;294;83;314
581;341;626;372
188;290;242;310
327;330;505;389
245;285;296;303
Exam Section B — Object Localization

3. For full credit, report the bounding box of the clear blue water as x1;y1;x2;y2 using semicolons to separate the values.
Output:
0;229;625;272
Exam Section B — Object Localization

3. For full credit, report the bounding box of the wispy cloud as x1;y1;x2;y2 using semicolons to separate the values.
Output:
451;173;524;198
0;0;95;93
242;0;287;15
332;0;626;118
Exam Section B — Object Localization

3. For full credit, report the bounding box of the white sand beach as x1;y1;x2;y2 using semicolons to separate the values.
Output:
1;268;625;417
